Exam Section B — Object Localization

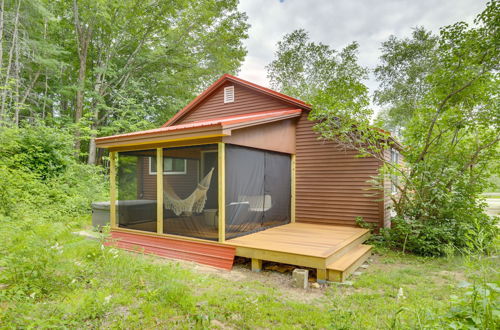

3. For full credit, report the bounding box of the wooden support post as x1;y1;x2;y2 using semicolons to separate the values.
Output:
218;142;226;242
317;268;327;283
251;258;263;272
156;148;164;234
291;154;296;223
109;151;117;229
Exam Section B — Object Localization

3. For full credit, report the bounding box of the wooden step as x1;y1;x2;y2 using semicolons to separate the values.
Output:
327;244;372;282
323;230;370;267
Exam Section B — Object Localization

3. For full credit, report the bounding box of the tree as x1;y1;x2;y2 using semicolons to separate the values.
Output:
0;0;249;165
267;1;499;255
267;29;370;118
373;27;438;134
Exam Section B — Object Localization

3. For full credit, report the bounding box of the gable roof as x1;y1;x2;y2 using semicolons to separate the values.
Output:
162;74;311;127
95;108;302;148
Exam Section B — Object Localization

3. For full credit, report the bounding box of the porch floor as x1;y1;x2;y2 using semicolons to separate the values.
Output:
226;222;372;282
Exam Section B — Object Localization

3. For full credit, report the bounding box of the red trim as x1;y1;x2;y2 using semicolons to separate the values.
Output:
95;108;302;143
106;230;236;270
162;74;311;127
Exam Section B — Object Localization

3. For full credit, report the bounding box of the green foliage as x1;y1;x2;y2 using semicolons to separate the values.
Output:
374;27;439;133
0;0;249;163
267;2;499;256
267;29;371;125
444;281;500;329
0;125;107;218
0;125;74;179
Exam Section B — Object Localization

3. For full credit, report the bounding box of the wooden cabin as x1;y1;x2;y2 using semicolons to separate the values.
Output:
96;74;393;282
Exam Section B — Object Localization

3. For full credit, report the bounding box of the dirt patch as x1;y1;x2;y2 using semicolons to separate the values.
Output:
190;258;328;304
434;270;467;284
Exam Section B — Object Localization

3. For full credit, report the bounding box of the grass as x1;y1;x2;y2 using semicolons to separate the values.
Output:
1;220;498;329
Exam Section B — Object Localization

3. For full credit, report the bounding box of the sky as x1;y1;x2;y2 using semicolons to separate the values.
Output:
237;0;487;94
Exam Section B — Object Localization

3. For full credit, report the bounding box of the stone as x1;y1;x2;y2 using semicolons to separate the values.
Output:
292;269;309;289
311;282;321;289
352;271;363;276
360;264;369;269
396;287;406;300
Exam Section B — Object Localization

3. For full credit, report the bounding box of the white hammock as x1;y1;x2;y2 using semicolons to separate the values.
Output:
163;168;215;216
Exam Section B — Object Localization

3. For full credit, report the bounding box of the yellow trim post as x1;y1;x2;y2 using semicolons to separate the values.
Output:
218;142;226;242
156;148;164;234
109;151;117;228
291;154;296;223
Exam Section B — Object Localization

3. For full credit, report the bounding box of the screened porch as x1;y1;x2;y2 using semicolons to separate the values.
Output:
109;142;292;242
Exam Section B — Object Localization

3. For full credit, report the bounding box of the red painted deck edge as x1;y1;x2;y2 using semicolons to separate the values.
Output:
105;230;236;270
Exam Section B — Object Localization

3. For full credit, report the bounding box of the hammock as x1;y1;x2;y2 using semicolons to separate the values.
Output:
164;168;215;216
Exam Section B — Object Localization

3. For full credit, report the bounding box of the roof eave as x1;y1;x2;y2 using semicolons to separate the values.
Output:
95;125;226;149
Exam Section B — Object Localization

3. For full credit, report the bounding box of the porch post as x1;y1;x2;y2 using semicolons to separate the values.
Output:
218;142;226;242
156;148;164;234
109;151;117;229
291;154;296;223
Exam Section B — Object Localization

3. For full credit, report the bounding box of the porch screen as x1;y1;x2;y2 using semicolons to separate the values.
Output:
116;149;157;233
225;144;291;239
161;144;219;240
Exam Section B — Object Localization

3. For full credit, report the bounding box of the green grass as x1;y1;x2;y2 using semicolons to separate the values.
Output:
1;221;498;329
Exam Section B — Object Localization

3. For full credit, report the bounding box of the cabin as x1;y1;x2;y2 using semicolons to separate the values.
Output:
96;74;394;282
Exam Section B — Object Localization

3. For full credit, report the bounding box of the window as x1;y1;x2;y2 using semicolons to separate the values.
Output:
149;157;187;175
391;148;399;164
390;148;399;194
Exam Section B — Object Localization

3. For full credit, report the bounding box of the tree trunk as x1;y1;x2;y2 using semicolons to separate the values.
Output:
72;0;92;158
0;0;4;74
87;133;97;165
0;0;20;123
74;60;86;155
13;19;20;127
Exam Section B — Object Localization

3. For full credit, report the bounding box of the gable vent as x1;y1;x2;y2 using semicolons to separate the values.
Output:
224;86;235;103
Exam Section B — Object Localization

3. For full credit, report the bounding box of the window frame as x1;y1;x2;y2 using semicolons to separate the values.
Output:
148;157;187;175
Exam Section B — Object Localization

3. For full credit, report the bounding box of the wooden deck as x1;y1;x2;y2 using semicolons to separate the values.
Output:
226;222;372;282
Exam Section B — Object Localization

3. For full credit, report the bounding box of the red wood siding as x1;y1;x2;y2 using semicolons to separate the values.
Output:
179;82;290;123
295;114;383;226
106;230;235;270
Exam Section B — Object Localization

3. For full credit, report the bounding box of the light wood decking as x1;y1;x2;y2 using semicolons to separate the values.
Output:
227;222;372;282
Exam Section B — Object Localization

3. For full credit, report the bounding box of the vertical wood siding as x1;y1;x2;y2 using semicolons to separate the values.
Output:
295;114;383;226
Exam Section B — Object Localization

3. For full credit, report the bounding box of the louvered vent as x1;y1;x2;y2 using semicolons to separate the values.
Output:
224;86;235;103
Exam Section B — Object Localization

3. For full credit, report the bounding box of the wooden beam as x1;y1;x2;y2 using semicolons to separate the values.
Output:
107;137;223;152
317;268;327;283
291;154;296;223
233;246;326;269
251;258;263;272
109;151;117;229
218;142;226;242
156;148;164;234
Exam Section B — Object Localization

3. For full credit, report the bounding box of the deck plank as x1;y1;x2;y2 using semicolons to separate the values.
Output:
226;222;369;258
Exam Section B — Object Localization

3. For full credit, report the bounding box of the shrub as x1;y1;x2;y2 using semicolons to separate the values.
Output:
0;124;107;303
0;125;107;220
0;125;74;180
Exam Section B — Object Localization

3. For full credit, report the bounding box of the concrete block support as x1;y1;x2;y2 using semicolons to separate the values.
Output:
292;269;309;289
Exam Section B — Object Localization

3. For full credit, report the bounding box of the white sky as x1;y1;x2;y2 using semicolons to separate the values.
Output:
237;0;487;95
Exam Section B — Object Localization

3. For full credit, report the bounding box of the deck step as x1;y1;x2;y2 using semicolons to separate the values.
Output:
327;244;372;282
